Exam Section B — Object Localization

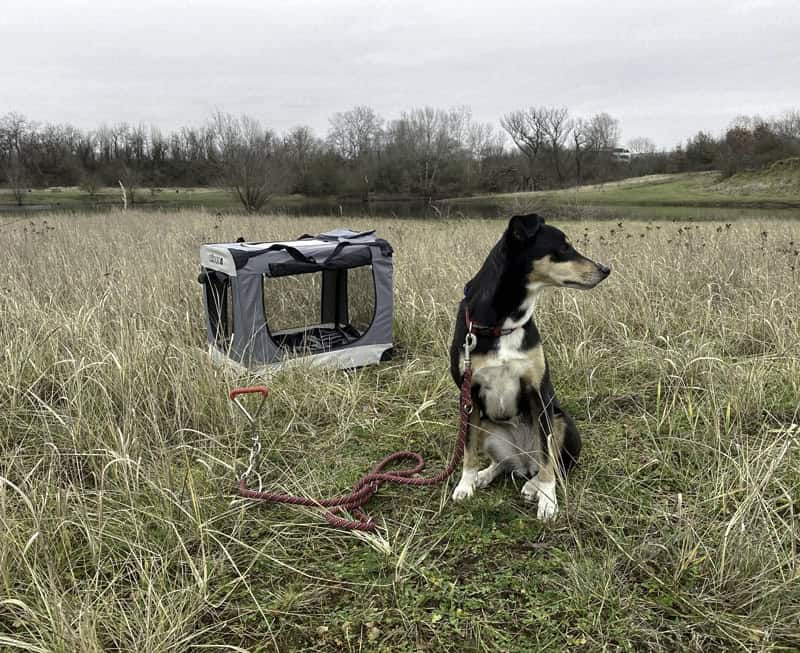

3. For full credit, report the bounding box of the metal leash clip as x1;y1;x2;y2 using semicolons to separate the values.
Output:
230;386;270;483
463;323;477;367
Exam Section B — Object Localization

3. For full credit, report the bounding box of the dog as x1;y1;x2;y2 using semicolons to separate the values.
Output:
449;213;610;520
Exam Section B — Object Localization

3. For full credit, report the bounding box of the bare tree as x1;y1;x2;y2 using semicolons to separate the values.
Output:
466;121;505;187
95;124;114;163
445;105;472;150
587;113;621;152
773;110;800;141
118;164;142;205
327;106;383;161
729;115;757;131
75;131;96;169
541;107;571;184
284;125;318;191
327;106;384;199
389;106;463;197
467;121;505;159
1;113;31;203
501;108;545;190
150;125;168;167
627;137;657;155
5;153;28;206
80;170;101;199
571;118;592;186
0;112;28;161
130;123;147;163
211;112;288;213
586;113;621;178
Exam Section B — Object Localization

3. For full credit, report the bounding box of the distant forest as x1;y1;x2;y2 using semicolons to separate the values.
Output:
1;106;798;210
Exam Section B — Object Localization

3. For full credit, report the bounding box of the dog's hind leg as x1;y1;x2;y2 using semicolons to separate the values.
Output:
452;410;485;501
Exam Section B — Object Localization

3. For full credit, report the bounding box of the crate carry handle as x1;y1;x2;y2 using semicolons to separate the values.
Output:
262;244;316;264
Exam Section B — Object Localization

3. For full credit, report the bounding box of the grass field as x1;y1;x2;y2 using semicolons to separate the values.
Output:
450;165;800;216
1;210;799;651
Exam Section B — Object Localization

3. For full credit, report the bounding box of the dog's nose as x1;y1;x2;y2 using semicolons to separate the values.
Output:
597;264;611;276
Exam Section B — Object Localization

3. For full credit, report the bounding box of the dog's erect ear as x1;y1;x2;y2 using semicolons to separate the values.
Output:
508;213;545;244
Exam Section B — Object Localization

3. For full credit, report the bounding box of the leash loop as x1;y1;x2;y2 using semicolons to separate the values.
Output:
231;305;486;533
232;366;473;533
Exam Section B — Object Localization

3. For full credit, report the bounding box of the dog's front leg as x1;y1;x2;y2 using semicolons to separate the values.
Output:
452;409;485;501
521;387;560;520
521;470;558;520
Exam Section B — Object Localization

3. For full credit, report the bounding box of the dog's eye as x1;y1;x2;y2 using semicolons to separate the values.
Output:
559;243;572;255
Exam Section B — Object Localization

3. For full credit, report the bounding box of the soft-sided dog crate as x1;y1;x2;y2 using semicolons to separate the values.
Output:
199;228;393;370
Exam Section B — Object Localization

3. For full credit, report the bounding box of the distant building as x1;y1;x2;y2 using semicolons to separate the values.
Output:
608;147;632;163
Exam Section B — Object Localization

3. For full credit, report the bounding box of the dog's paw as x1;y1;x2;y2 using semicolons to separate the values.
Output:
521;477;559;521
475;466;497;489
452;482;475;501
521;479;538;503
537;494;559;521
452;470;478;501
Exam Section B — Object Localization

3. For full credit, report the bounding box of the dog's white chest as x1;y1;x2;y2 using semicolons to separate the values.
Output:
459;327;529;377
495;327;527;362
491;290;539;364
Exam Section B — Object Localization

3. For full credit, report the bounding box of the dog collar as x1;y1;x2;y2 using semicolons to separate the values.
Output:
464;305;519;338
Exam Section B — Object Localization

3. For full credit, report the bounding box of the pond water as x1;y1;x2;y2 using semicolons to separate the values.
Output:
267;198;507;219
0;197;506;219
2;196;799;222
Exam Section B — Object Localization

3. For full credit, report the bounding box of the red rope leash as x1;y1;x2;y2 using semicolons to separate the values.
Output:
235;367;473;532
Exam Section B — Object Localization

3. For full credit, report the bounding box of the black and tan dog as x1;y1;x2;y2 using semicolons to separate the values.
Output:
450;213;610;519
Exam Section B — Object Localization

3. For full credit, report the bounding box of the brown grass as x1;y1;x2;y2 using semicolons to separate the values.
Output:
1;210;799;651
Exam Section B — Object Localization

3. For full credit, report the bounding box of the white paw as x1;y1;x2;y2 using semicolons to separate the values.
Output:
537;494;559;521
521;477;559;521
452;481;475;501
452;470;478;501
475;467;496;489
521;478;538;503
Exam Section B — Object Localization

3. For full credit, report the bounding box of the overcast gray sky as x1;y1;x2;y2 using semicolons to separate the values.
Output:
2;0;798;149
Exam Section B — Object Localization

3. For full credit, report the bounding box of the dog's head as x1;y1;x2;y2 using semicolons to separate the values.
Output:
506;213;611;290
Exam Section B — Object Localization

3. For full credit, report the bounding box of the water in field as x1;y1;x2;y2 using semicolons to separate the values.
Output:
2;195;800;222
264;197;506;219
253;199;800;222
0;196;503;219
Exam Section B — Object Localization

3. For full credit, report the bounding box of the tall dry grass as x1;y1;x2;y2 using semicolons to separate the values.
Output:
0;210;798;651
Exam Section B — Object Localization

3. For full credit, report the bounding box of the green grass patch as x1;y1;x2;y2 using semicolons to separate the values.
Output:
448;169;800;219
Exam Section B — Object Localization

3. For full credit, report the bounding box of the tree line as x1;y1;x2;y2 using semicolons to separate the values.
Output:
1;106;798;210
